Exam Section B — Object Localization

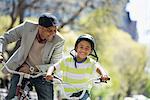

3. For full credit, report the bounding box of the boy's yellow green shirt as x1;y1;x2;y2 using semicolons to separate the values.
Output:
54;56;99;95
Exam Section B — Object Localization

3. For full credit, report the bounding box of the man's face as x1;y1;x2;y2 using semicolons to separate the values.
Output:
38;25;57;41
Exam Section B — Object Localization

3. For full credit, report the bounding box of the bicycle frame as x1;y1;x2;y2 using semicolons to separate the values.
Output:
52;75;110;100
2;61;45;100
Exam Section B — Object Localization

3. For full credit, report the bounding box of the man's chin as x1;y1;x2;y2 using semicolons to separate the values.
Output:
47;38;53;42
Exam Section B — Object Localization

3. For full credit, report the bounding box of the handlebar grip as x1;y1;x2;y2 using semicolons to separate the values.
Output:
107;77;110;80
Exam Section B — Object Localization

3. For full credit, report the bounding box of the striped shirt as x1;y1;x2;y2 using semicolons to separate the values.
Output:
54;56;100;96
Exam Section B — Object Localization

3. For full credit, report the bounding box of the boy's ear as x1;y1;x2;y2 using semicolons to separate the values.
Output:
75;47;77;51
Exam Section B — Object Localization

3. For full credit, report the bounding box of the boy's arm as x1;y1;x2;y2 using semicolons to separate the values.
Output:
96;66;107;76
47;66;56;75
46;59;63;81
45;66;56;81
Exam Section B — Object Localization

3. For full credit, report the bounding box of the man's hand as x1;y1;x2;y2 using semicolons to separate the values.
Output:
0;52;4;63
19;63;31;74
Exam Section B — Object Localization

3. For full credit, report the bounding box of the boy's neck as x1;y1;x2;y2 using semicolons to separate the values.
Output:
75;57;87;63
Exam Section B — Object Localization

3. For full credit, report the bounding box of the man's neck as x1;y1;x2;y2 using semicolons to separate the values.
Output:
36;32;47;44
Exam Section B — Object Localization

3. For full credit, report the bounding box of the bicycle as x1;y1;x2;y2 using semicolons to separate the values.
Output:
2;61;45;100
51;75;110;100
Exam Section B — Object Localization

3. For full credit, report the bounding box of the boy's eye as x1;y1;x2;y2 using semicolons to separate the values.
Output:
79;46;90;51
85;47;90;51
80;46;83;49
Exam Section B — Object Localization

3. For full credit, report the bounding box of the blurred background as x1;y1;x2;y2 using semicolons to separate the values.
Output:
0;0;150;100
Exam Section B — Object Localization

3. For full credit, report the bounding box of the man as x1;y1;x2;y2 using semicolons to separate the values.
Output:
0;13;65;100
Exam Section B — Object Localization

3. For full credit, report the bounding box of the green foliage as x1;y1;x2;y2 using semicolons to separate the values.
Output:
0;16;11;34
80;8;114;31
144;77;150;98
25;17;38;23
0;16;38;34
62;32;78;55
79;8;147;99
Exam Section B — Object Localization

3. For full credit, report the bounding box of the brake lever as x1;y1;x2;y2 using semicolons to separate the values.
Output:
53;75;62;82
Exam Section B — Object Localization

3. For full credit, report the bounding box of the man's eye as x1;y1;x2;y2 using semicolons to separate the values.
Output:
47;29;52;32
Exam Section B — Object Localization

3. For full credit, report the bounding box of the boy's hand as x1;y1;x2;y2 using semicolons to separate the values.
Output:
45;75;53;81
19;63;31;74
100;75;110;81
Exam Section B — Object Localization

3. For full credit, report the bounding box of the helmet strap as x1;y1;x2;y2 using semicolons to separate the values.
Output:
70;49;78;68
89;49;99;62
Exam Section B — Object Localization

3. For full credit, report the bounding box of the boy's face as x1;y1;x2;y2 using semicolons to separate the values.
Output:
76;40;92;60
38;25;57;41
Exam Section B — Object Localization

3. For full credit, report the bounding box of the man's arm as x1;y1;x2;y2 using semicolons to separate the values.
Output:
50;41;65;63
0;23;24;63
0;22;25;53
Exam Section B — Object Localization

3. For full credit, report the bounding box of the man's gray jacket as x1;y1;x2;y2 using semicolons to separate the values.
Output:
0;21;65;74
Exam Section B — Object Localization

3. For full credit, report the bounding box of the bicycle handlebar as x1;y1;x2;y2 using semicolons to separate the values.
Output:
53;75;110;83
51;75;110;100
91;77;110;83
2;61;45;79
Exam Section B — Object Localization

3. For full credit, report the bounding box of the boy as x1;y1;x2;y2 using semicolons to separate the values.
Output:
46;34;109;100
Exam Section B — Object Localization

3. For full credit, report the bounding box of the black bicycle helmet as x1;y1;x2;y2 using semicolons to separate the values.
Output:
70;34;99;68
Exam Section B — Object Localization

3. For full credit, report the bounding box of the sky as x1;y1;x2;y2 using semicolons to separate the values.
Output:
126;0;150;44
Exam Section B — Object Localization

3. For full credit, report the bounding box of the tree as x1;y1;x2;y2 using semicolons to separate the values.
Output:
4;0;41;30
